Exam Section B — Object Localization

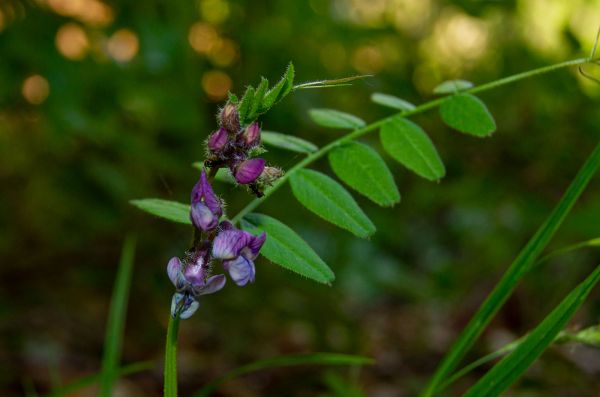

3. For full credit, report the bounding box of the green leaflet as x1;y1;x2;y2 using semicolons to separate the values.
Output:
433;79;474;94
328;141;400;207
290;169;375;238
370;92;415;111
237;85;256;123
439;93;496;137
247;77;269;121
241;213;334;284
130;199;191;225
193;353;373;397
261;62;295;112
380;116;445;181
99;236;136;397
261;131;318;153
462;265;600;397
309;108;366;130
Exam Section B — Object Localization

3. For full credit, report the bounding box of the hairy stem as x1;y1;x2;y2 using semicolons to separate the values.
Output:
231;57;590;224
164;314;181;397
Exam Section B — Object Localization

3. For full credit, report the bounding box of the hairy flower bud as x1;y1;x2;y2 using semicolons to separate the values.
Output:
242;122;261;147
220;103;240;133
207;127;229;152
234;158;266;184
259;166;284;184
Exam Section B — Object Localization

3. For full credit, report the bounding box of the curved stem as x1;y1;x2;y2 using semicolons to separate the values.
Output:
164;314;181;397
231;57;590;224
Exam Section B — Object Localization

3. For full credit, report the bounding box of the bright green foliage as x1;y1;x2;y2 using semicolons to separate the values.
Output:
370;93;416;111
433;79;474;94
463;265;600;397
192;162;236;183
439;93;496;137
237;63;295;124
290;169;375;238
99;236;136;397
130;199;191;224
328;142;400;207
261;63;295;111
193;353;373;397
237;86;256;123
308;108;366;129
380;116;445;181
241;213;334;283
261;131;318;153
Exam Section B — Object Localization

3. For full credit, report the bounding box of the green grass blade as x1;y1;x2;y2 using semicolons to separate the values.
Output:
45;361;154;397
421;141;600;397
164;314;181;397
193;353;374;397
99;235;137;397
462;265;600;397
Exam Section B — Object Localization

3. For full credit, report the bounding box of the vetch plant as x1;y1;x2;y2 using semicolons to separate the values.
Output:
124;29;600;397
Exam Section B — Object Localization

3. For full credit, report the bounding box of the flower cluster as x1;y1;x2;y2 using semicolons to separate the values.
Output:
167;169;266;319
205;103;282;197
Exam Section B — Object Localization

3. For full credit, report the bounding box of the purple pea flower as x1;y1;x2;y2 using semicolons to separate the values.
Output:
212;226;266;286
167;256;226;319
207;127;229;153
190;169;222;231
234;158;266;184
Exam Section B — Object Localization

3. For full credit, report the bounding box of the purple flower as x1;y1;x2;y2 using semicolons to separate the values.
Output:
234;158;266;184
212;227;266;286
207;127;229;152
190;169;222;231
167;256;226;319
241;122;261;147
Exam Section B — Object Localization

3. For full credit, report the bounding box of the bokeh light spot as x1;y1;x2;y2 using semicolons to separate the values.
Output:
107;29;139;63
209;38;238;67
188;22;219;54
46;0;113;27
352;45;385;73
200;0;230;25
55;23;89;60
202;70;232;101
22;75;50;105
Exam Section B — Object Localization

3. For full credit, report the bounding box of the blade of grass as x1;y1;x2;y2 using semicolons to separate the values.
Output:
537;236;600;265
45;361;154;397
421;142;600;397
193;353;374;397
164;314;181;397
462;264;600;397
99;235;136;397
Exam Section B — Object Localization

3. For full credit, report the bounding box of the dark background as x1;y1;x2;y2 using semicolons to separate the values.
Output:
1;0;599;396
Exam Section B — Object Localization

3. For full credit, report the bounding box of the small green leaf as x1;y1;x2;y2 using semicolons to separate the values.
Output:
237;86;256;123
290;169;375;238
328;142;400;207
439;93;496;137
380;116;445;181
433;79;474;94
370;93;416;111
309;108;366;130
261;131;318;153
261;63;295;112
241;213;334;283
247;77;269;121
130;199;191;224
463;265;600;397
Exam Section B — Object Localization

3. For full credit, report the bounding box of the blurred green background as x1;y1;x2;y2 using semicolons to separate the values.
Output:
1;0;600;396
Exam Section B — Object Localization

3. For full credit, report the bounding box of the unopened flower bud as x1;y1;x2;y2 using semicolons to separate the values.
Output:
259;166;284;184
220;103;240;133
207;127;229;152
234;158;266;184
242;122;261;147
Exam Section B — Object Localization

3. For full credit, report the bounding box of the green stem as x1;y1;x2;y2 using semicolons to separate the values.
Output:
164;314;181;397
230;57;590;224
